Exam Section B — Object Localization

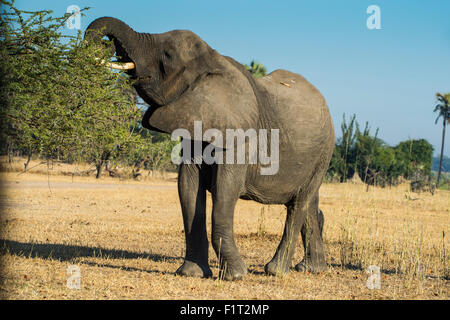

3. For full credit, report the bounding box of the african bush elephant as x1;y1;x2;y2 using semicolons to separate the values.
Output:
85;17;335;280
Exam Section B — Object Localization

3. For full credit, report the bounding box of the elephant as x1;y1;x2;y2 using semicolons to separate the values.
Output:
85;17;335;280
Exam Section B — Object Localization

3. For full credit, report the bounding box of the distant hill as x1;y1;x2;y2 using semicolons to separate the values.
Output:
432;155;450;172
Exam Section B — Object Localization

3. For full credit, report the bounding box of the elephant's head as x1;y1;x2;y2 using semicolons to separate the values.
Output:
85;17;258;137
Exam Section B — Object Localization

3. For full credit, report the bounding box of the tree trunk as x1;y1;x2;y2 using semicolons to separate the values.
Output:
95;151;111;179
7;143;13;163
24;151;32;172
95;161;104;179
437;116;447;186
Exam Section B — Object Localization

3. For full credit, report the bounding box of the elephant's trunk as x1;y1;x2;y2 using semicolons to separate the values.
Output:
85;17;139;70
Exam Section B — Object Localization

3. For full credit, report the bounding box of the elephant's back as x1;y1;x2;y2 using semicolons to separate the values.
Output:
258;69;329;124
257;69;333;153
242;70;334;204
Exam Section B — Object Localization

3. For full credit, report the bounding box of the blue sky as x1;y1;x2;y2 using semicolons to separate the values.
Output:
13;0;450;156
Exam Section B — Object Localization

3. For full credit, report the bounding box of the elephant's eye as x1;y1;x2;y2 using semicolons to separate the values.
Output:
163;50;171;59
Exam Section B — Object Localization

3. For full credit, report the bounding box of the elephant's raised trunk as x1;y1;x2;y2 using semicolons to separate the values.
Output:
85;17;139;70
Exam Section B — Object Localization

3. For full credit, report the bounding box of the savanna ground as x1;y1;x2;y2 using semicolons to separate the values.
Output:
0;159;448;300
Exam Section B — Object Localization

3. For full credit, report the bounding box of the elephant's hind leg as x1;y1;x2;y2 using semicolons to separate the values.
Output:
176;163;212;278
295;192;327;273
264;193;309;276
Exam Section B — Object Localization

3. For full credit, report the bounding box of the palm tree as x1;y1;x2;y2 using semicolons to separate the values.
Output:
434;92;450;185
244;60;267;78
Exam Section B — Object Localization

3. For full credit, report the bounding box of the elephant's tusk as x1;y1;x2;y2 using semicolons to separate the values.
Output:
95;58;135;70
105;61;135;70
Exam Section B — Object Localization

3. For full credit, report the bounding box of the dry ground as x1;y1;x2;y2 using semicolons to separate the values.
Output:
0;160;448;299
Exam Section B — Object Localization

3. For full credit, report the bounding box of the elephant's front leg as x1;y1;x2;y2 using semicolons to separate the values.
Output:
176;163;212;278
211;165;248;281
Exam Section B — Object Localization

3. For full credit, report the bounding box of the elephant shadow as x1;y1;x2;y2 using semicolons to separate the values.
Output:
0;239;181;275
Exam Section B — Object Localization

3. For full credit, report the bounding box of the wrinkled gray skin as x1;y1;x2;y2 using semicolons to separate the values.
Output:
85;17;334;280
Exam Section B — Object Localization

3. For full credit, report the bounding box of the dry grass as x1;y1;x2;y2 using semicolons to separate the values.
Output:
0;156;175;181
0;159;448;300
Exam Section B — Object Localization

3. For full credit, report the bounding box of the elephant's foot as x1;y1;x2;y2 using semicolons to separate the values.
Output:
294;259;327;273
176;260;212;278
218;259;248;281
264;259;291;276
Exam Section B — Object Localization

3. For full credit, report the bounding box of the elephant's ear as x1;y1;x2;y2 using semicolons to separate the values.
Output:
145;60;259;142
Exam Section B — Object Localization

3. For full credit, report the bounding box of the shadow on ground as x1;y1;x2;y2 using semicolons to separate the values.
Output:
0;239;180;264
